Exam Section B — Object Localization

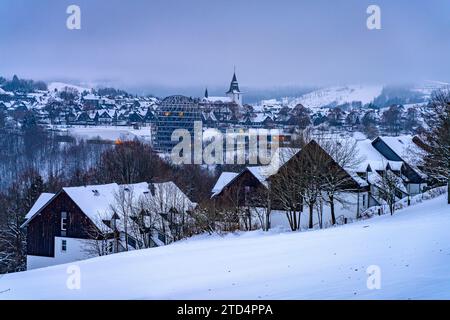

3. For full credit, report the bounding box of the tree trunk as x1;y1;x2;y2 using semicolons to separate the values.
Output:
448;179;450;205
330;194;336;225
264;188;271;231
293;209;298;231
265;195;271;231
309;203;314;229
390;197;394;215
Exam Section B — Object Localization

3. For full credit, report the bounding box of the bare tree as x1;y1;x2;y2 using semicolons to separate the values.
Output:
422;89;450;204
378;169;404;215
83;221;116;257
319;138;363;225
251;184;272;231
97;140;167;185
270;147;308;231
271;136;364;230
107;182;195;251
215;178;248;231
139;182;193;243
271;168;303;231
110;186;137;251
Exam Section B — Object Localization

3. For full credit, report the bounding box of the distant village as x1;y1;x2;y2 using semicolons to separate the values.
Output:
0;73;430;153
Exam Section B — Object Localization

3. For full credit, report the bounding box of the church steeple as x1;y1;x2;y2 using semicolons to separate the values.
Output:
226;71;241;94
226;68;243;105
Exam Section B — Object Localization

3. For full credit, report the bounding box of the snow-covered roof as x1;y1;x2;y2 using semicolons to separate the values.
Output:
24;193;55;221
261;98;283;106
343;170;369;188
22;182;196;231
252;113;272;123
211;147;301;196
378;135;427;167
368;170;408;194
354;139;403;173
212;172;239;196
0;87;13;96
204;96;232;103
247;166;270;187
63;183;119;228
83;93;100;100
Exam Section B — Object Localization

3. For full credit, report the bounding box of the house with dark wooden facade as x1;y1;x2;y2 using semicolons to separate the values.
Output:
22;182;196;270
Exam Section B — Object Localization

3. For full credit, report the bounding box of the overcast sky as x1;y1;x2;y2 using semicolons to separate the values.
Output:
0;0;449;92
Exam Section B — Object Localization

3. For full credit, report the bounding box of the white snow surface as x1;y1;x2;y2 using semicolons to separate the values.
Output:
0;87;13;96
289;85;383;110
65;126;152;142
2;193;449;300
412;80;450;98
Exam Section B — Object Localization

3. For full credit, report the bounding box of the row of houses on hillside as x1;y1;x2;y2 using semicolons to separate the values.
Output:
211;135;429;229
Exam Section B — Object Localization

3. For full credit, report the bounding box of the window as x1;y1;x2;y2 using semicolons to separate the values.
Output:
61;239;67;252
108;242;114;254
158;232;166;244
362;195;366;207
61;212;68;231
127;236;137;249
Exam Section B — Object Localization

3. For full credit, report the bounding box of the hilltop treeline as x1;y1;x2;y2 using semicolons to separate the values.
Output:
1;75;47;93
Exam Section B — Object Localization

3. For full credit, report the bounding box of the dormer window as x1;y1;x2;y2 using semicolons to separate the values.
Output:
92;189;99;196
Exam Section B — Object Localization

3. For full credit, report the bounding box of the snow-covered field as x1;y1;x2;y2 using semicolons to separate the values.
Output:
57;126;152;142
48;82;91;94
289;85;383;110
1;194;449;300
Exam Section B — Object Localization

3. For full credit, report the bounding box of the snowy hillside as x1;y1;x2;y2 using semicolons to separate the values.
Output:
47;82;91;94
289;85;383;110
412;80;450;98
66;126;152;142
284;81;449;111
1;193;449;300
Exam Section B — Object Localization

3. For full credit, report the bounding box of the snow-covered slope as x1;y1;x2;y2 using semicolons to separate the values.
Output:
48;82;91;93
412;80;450;98
1;193;449;300
289;85;383;110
